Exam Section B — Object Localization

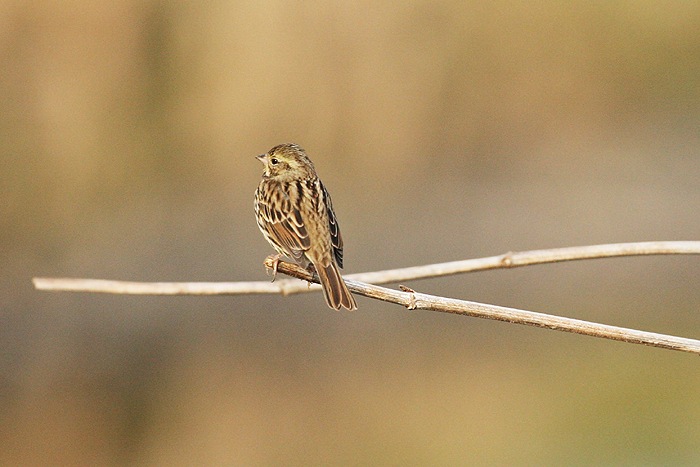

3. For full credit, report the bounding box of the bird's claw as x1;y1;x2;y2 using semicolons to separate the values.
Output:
265;254;282;282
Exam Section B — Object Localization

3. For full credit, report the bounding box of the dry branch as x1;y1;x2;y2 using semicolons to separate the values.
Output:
32;241;700;355
347;241;700;284
34;241;700;296
266;259;700;356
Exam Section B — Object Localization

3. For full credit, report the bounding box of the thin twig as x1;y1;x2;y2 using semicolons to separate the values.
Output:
32;241;700;355
269;260;700;356
347;241;700;284
33;241;700;296
31;278;289;295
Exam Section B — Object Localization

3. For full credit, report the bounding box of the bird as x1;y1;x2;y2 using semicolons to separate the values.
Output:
254;143;357;310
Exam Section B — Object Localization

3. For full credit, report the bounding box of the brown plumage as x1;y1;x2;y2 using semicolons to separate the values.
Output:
254;143;357;310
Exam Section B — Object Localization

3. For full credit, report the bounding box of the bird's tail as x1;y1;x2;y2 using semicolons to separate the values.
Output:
316;261;357;310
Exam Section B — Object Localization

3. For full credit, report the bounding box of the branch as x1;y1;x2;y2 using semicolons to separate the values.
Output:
33;241;700;296
347;241;700;284
32;241;700;355
265;260;700;355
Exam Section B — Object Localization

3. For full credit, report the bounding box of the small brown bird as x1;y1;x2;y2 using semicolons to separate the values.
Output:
254;143;357;310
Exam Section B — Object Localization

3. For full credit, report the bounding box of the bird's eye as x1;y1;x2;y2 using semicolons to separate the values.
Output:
270;158;278;165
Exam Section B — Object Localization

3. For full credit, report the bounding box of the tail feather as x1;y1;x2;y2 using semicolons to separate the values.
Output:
316;262;357;311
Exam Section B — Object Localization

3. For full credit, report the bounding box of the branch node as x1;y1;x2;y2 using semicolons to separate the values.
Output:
500;252;515;267
400;285;418;309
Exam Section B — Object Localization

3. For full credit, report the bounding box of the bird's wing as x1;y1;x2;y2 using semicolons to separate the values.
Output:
255;182;310;263
320;180;344;268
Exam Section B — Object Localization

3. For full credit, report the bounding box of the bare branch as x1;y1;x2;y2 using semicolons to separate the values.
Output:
33;241;700;296
31;277;301;296
269;260;700;356
32;241;700;355
347;241;700;284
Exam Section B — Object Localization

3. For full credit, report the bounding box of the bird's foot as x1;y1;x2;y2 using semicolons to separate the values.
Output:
264;254;282;282
304;263;317;288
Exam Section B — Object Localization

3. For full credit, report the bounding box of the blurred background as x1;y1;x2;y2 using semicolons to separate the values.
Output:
2;1;700;464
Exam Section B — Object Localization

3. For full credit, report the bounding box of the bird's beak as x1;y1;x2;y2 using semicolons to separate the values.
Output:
256;154;268;164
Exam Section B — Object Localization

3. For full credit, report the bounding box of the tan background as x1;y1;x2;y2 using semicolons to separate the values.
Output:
2;1;700;464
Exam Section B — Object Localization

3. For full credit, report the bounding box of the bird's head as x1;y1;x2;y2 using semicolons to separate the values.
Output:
256;143;317;181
